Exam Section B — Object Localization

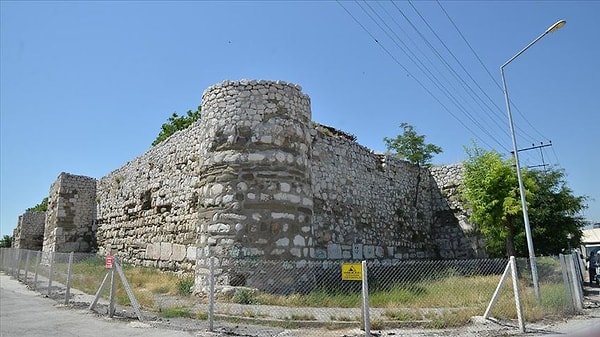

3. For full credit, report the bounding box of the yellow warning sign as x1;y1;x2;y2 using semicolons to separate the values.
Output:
341;263;363;281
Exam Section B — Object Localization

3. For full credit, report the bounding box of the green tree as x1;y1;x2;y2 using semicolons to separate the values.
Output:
384;123;442;212
0;235;12;248
524;168;587;255
26;197;48;212
383;123;442;167
152;106;201;146
461;144;537;257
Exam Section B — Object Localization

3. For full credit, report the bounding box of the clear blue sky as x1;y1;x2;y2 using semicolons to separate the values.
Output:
1;1;598;239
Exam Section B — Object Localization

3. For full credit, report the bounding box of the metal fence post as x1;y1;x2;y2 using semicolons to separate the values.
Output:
12;249;17;276
24;250;31;282
575;251;586;283
65;252;74;305
114;258;143;321
0;248;5;271
6;249;12;275
483;259;512;319
89;272;111;311
47;251;55;296
208;256;215;332
11;249;17;276
13;249;18;276
15;249;22;280
33;251;41;291
108;263;116;317
9;249;15;276
361;260;371;336
509;256;525;332
571;254;585;297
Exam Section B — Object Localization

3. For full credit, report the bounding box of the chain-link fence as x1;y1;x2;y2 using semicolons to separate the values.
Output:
0;248;194;315
0;247;585;336
199;256;581;332
1;248;101;302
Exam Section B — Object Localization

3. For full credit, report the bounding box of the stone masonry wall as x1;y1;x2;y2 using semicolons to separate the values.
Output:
13;211;46;250
30;80;476;293
429;164;486;258
42;173;97;253
311;130;474;262
312;128;433;261
191;80;314;289
95;115;205;270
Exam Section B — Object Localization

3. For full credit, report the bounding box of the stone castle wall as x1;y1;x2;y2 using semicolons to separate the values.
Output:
313;129;439;261
195;81;314;263
91;80;475;290
95;114;205;270
14;80;475;293
12;211;46;250
42;173;97;253
429;164;486;258
93;80;316;280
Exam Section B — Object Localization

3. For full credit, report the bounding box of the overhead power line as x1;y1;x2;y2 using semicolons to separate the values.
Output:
435;0;551;144
370;1;509;150
337;0;559;169
397;0;514;150
336;0;493;149
339;1;508;151
407;0;511;138
358;1;504;149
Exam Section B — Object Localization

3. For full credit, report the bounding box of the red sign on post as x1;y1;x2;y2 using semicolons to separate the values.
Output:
105;255;114;269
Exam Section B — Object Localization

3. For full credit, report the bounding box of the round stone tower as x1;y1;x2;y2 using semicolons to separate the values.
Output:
195;80;314;290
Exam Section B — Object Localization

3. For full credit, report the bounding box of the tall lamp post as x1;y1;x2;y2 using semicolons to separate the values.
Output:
501;19;566;300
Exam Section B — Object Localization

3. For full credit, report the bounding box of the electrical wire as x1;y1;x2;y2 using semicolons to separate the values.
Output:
435;0;551;144
407;0;512;139
338;0;558;169
373;1;511;149
359;1;507;150
336;1;496;149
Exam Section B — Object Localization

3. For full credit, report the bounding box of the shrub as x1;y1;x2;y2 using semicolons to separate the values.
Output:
176;276;195;296
233;288;256;304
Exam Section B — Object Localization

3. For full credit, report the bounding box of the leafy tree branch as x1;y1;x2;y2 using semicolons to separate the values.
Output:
26;197;48;212
152;106;201;146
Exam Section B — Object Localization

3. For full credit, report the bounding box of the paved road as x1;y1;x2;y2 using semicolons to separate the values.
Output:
0;273;202;337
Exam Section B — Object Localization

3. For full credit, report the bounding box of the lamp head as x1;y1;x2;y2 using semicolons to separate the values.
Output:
546;20;566;34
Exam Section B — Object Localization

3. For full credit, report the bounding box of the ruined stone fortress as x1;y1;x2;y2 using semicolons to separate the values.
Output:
12;79;480;291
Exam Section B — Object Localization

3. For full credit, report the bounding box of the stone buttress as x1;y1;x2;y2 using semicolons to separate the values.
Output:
195;80;314;292
42;172;97;253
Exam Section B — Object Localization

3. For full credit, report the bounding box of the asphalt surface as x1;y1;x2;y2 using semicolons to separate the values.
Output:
0;272;202;337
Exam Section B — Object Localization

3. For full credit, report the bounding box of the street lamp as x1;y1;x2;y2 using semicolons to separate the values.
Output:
501;19;566;300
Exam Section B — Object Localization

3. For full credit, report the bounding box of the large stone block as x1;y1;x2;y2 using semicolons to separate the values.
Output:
363;245;375;259
352;243;363;260
327;243;342;259
145;243;160;260
172;244;187;261
160;242;173;261
186;246;199;261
